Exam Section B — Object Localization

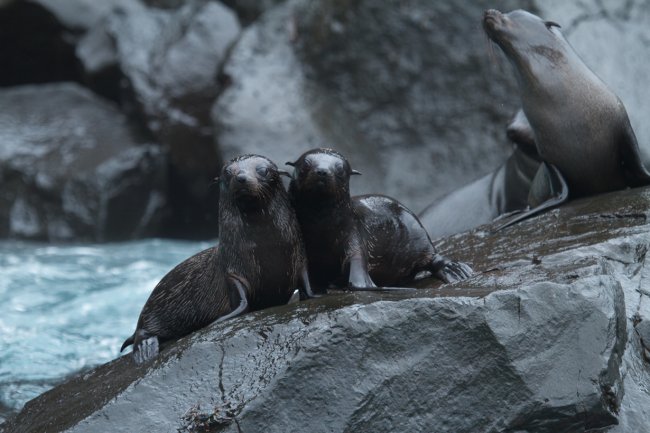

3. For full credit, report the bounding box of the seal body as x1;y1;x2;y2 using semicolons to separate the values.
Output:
122;155;313;363
288;148;472;291
419;109;541;239
483;9;650;202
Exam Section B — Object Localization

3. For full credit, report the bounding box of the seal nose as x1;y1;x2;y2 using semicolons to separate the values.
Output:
236;173;248;184
316;168;328;177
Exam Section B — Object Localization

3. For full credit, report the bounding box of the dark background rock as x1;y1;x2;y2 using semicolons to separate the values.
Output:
5;186;650;433
213;0;535;211
77;0;240;238
220;0;287;25
0;83;167;242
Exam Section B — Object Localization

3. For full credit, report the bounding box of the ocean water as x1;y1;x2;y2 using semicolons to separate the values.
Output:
0;239;213;422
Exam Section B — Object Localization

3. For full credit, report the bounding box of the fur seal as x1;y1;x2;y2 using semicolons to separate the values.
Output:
484;9;650;227
121;155;314;363
419;109;541;239
287;148;472;292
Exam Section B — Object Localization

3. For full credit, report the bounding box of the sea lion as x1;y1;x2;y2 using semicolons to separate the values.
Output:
419;109;541;239
287;148;472;292
483;9;650;228
121;154;314;363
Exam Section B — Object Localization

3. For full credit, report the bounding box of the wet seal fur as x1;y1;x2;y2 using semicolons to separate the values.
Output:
287;148;472;292
121;155;314;363
484;9;650;228
419;109;542;239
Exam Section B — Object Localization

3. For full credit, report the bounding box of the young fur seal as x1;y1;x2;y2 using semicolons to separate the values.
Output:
121;155;314;363
287;148;472;292
484;9;650;228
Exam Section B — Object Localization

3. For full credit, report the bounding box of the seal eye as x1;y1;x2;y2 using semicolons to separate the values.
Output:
545;21;561;30
256;166;269;177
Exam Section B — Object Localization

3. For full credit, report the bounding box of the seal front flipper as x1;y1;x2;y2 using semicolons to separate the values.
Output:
298;267;320;300
348;255;377;289
214;273;250;323
495;162;569;231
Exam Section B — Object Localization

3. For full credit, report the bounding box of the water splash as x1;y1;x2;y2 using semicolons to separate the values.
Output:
0;239;212;420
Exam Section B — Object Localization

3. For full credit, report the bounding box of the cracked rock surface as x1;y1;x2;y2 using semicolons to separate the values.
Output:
4;186;650;433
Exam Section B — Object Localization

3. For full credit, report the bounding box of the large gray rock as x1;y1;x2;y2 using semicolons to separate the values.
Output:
77;0;240;237
0;83;167;242
213;0;534;210
5;185;650;432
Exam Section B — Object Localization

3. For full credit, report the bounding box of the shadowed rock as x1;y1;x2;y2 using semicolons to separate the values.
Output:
4;186;650;432
0;82;167;241
212;0;535;211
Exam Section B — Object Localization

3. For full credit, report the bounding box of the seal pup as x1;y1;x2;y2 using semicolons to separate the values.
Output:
419;109;541;239
287;148;472;292
484;9;650;228
121;155;314;363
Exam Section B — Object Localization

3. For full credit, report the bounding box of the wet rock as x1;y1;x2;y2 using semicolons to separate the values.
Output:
5;186;650;432
0;82;167;242
77;0;240;237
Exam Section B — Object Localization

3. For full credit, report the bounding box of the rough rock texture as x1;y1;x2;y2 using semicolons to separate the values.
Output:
0;83;167;242
5;186;650;432
212;0;533;210
77;0;241;237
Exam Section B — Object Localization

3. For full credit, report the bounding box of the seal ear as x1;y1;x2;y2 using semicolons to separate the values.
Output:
545;21;561;29
351;169;362;176
277;169;292;178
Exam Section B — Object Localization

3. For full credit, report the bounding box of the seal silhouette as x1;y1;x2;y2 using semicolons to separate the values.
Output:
287;148;472;292
121;155;314;363
483;9;650;228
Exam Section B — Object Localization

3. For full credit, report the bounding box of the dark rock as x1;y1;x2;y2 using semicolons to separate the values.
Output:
0;82;167;242
213;0;534;211
5;185;650;432
0;1;83;87
220;0;287;25
78;0;240;238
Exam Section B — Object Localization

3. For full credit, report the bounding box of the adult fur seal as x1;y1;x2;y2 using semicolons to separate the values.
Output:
287;148;472;292
484;9;650;227
419;109;541;239
121;155;314;363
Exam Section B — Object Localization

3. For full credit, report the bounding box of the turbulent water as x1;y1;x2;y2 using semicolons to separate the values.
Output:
0;239;212;423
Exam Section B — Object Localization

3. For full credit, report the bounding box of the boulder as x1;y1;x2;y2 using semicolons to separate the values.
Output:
220;0;287;25
212;0;535;211
4;184;650;432
0;83;167;242
77;0;240;237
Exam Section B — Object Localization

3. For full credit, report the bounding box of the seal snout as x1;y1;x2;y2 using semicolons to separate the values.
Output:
482;9;503;37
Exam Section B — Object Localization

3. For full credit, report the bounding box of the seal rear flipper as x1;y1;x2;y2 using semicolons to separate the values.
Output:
495;162;569;231
428;254;474;283
215;273;250;323
120;334;135;352
619;125;650;187
133;336;159;364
